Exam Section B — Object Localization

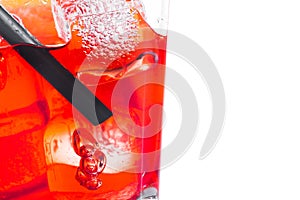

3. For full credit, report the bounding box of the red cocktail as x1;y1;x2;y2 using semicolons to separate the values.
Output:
0;0;167;199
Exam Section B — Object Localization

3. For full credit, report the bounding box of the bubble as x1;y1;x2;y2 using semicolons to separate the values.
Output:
72;129;83;156
85;178;102;190
79;144;95;158
72;128;97;157
80;156;98;175
94;150;106;173
75;167;88;184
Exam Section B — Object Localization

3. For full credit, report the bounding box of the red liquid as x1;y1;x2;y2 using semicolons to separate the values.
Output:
0;46;50;199
0;2;166;199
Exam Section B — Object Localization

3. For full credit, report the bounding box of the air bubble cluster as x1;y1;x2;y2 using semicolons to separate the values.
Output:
72;128;106;190
53;0;144;64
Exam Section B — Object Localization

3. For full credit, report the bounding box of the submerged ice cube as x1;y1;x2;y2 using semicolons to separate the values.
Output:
44;115;140;174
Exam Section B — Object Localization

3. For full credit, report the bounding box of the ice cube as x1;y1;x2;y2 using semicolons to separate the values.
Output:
51;0;145;64
51;0;72;43
44;115;140;173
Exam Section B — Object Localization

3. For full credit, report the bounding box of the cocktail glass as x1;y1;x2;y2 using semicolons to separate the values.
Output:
0;0;169;199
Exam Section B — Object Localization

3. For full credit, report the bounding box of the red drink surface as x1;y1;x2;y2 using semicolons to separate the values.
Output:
0;2;166;199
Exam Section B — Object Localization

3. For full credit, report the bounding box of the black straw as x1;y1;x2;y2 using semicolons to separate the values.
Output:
0;5;112;125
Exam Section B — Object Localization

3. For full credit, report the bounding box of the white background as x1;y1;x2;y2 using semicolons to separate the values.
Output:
160;0;300;199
